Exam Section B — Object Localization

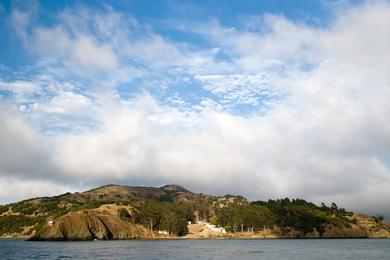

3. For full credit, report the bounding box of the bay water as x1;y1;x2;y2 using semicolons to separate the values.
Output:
1;238;390;259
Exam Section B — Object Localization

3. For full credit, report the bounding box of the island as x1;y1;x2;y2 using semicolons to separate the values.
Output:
0;184;389;240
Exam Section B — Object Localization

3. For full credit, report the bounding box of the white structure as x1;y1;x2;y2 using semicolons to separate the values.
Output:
197;221;227;234
158;230;168;235
48;220;54;226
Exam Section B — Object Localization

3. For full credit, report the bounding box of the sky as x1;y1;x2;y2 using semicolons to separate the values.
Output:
0;0;389;217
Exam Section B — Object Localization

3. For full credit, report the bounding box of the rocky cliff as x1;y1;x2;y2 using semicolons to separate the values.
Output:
30;206;153;241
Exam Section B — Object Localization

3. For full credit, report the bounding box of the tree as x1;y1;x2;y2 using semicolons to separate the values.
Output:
135;202;189;236
373;215;384;223
210;214;218;226
216;204;238;232
118;208;131;221
135;202;164;231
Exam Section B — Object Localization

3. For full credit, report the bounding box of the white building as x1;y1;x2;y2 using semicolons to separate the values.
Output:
197;221;227;234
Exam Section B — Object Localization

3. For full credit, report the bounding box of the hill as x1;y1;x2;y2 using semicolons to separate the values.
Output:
0;184;389;240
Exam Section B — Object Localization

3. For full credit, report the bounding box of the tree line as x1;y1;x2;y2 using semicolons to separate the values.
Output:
124;197;354;237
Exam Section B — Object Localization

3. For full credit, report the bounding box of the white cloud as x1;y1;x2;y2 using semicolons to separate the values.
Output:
321;1;390;76
32;91;99;118
195;74;273;106
0;110;53;178
1;1;390;219
0;177;81;204
0;80;41;101
33;26;118;71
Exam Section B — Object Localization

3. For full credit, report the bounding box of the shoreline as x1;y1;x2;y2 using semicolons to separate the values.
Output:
3;235;390;241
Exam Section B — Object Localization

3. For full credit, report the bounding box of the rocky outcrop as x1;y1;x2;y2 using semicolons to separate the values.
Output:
30;211;153;241
282;215;390;238
352;214;390;238
321;224;368;238
288;214;390;238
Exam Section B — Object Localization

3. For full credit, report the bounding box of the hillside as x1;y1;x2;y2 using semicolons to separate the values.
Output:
0;184;389;240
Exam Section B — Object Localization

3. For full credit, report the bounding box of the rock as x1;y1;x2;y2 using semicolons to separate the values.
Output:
30;211;153;241
322;224;367;238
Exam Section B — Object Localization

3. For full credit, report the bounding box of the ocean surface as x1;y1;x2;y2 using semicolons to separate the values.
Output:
1;238;390;259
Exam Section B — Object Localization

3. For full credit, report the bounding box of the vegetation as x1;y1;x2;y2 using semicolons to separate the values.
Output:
118;208;131;221
158;191;174;203
12;202;39;215
0;215;46;236
0;205;9;214
135;201;192;236
373;215;384;223
250;199;351;235
0;184;378;238
214;203;274;232
193;198;354;236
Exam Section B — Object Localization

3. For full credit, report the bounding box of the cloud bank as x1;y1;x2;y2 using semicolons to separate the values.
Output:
0;1;389;217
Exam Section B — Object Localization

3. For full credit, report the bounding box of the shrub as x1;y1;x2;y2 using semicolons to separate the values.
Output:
0;205;9;214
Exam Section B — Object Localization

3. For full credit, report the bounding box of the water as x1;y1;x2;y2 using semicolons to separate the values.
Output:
1;239;390;259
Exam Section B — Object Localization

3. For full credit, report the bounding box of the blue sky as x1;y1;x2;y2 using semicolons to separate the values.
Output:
0;0;362;120
0;0;357;70
0;0;390;218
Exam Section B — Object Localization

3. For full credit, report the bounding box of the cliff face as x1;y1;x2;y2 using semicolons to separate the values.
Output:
30;209;153;241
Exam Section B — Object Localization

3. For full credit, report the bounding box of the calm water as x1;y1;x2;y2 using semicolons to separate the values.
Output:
1;239;390;259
